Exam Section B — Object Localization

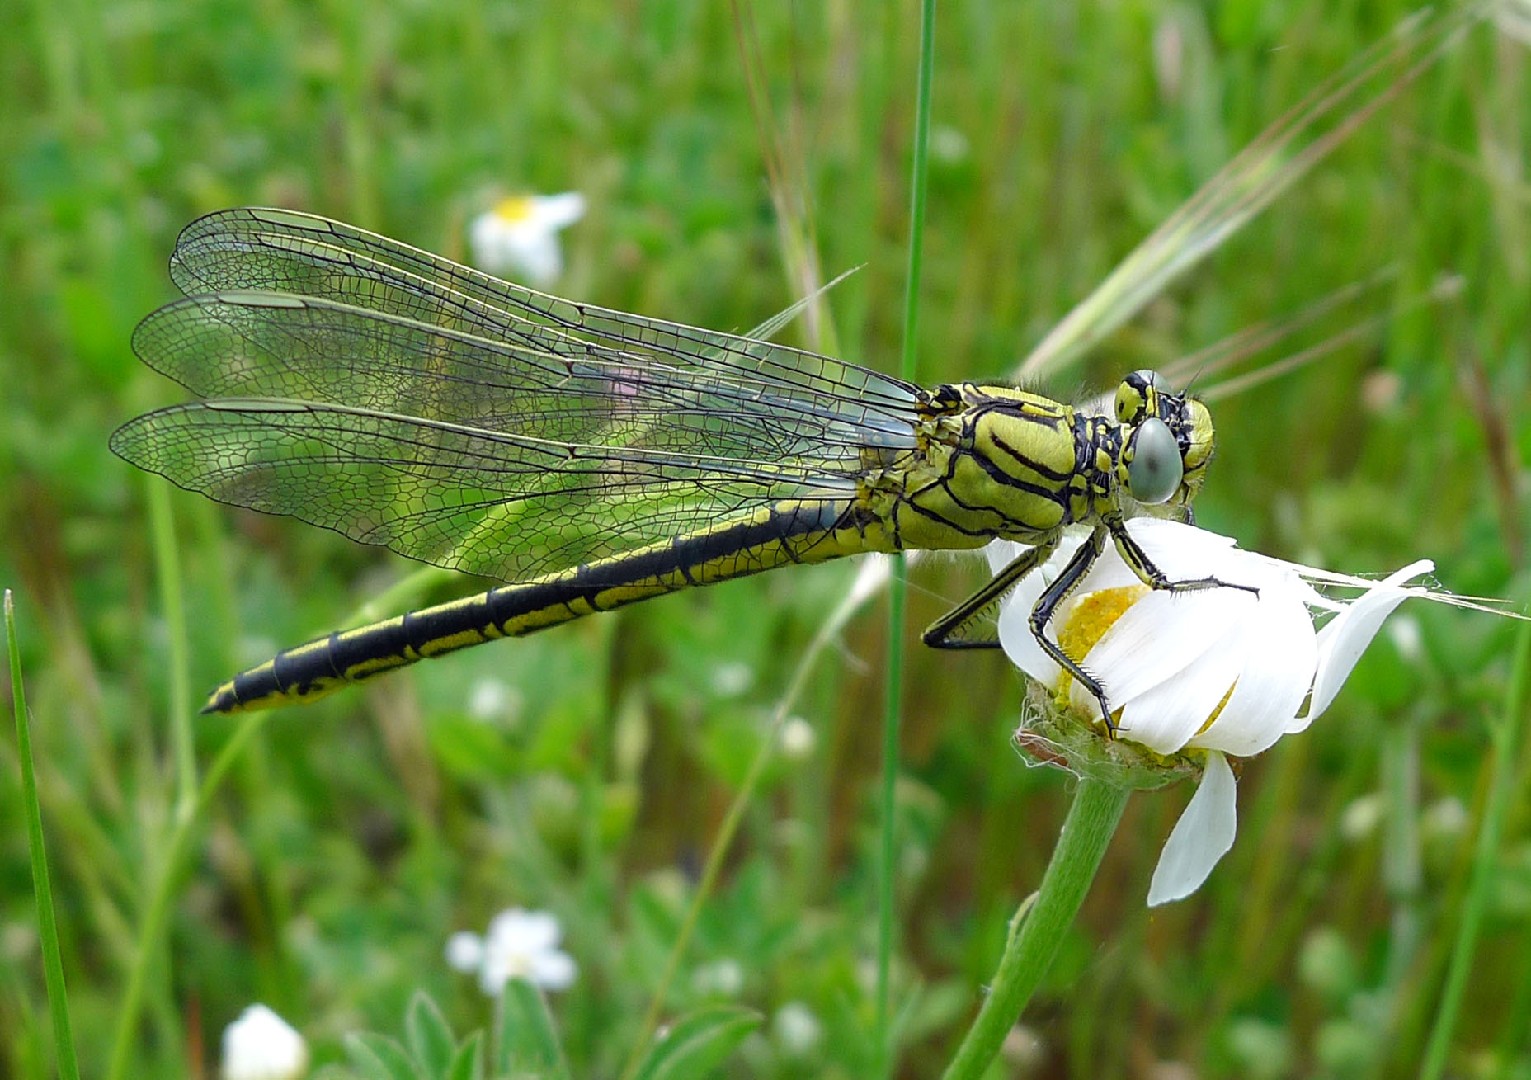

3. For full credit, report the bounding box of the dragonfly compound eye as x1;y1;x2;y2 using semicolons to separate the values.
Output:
1126;416;1183;505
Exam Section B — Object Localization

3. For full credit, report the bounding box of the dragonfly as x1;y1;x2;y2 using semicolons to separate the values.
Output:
111;207;1248;723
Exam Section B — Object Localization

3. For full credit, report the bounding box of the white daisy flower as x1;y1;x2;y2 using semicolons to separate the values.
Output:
447;907;577;995
221;1004;308;1080
992;517;1462;905
468;192;585;287
772;1001;824;1057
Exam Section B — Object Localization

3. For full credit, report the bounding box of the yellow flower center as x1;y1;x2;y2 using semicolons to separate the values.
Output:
1055;584;1148;713
1194;683;1236;737
1052;581;1239;737
492;195;536;223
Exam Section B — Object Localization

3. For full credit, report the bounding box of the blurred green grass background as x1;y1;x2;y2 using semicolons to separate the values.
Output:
3;1;1530;1076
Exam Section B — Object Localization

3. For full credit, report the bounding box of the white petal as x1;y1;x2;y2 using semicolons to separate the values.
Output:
1189;580;1317;756
533;191;586;228
490;908;561;952
445;931;485;973
1082;586;1253;746
512;234;563;287
996;545;1070;686
1122;518;1243;581
1110;627;1242;753
479;954;510;996
531;949;578;991
1147;751;1237;906
222;1004;308;1080
1303;560;1433;724
998;591;1061;687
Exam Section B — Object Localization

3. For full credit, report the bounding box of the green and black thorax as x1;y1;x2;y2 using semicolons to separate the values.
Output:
869;372;1214;554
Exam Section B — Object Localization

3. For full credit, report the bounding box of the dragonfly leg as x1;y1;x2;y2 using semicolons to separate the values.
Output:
925;531;1119;729
922;537;1059;649
1025;526;1119;731
1105;514;1260;597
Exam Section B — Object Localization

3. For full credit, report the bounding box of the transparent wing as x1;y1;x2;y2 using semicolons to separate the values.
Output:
114;211;924;581
113;396;868;580
167;207;919;419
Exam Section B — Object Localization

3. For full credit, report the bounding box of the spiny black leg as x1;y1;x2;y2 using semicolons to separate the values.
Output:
1026;526;1119;731
1106;514;1259;597
923;538;1059;649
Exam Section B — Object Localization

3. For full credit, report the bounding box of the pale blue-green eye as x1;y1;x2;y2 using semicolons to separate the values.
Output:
1128;417;1182;504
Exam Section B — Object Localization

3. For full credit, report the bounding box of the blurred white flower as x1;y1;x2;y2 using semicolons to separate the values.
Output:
1001;1023;1046;1071
691;957;745;997
1152;14;1185;102
710;660;754;698
1422;795;1469;841
772;1001;822;1056
779;716;816;760
468;192;585;287
1385;612;1423;663
221;1004;307;1080
929;125;970;165
466;676;521;723
446;907;577;995
1339;793;1384;842
994;518;1449;905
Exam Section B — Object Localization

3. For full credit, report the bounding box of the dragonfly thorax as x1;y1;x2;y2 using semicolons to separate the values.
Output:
894;383;1101;548
892;376;1215;552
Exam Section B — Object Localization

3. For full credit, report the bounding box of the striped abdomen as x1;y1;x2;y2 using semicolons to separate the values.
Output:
204;497;871;713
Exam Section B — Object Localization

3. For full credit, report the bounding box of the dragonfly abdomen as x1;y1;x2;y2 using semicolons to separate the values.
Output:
202;496;877;713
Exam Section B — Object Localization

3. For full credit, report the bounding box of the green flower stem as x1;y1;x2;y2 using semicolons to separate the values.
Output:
943;779;1130;1080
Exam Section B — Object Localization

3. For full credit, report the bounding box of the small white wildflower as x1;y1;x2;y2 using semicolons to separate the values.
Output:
779;716;816;760
772;1001;822;1056
1385;613;1423;663
710;660;754;698
466;677;521;722
468;192;585;287
445;930;485;972
691;957;745;997
1152;15;1185;102
1422;795;1469;841
221;1004;308;1080
929;125;970;165
1339;793;1384;842
1001;1023;1046;1070
994;518;1466;905
447;908;576;995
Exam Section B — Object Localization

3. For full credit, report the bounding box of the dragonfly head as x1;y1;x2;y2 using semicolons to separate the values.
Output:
1116;370;1215;510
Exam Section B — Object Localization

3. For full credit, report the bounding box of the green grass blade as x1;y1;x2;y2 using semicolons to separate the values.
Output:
146;479;195;807
878;2;936;1074
631;1005;761;1080
8;590;82;1080
107;708;270;1080
1018;5;1482;381
621;555;891;1078
1420;620;1531;1078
